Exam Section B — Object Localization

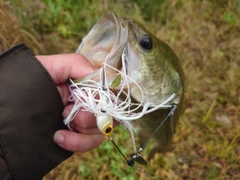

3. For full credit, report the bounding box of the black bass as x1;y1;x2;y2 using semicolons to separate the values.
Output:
75;12;184;160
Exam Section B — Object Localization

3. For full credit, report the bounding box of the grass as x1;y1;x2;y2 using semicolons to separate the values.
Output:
1;0;240;179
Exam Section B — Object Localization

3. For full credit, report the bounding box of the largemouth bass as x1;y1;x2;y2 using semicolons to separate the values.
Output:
75;12;184;160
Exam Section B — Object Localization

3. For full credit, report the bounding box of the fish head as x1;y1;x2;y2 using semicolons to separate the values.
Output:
123;20;184;104
77;12;184;105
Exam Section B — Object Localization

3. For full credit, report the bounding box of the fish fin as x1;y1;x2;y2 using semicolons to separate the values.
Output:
138;129;149;148
146;147;159;161
147;140;173;161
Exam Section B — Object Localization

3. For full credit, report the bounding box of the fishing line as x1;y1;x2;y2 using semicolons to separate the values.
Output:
109;104;177;179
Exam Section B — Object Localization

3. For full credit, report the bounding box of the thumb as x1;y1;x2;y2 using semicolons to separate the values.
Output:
36;54;96;105
36;53;96;84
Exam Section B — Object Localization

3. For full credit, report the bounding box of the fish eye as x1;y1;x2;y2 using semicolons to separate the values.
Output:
139;36;153;50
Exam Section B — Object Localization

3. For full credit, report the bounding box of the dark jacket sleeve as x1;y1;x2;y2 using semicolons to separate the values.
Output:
0;43;73;180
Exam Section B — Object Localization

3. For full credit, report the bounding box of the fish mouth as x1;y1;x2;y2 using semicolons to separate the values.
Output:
76;12;129;70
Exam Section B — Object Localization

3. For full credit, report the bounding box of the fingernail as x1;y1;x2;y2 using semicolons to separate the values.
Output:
54;132;65;145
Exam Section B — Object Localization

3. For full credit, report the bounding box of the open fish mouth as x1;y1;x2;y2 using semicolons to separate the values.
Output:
76;12;129;71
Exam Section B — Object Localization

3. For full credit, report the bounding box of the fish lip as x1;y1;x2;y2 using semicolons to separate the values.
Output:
76;12;129;71
121;47;128;74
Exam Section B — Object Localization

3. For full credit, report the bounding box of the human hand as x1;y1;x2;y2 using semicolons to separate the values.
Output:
36;54;105;152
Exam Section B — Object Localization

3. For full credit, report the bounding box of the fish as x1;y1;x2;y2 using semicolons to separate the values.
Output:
75;12;184;161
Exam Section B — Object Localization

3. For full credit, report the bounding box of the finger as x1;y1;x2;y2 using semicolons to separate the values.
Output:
67;118;119;136
56;83;70;105
63;104;97;128
113;119;120;127
63;104;120;132
36;54;97;84
69;119;119;134
68;120;102;134
53;130;104;152
75;126;102;134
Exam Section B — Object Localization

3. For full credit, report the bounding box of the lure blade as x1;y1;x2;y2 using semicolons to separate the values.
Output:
131;153;147;165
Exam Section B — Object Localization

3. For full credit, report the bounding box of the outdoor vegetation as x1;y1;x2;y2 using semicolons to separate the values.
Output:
1;0;240;179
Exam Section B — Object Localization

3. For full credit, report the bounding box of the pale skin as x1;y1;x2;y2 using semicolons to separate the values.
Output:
36;54;105;152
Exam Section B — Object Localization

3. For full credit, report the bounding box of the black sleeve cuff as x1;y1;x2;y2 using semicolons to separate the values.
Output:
0;43;73;180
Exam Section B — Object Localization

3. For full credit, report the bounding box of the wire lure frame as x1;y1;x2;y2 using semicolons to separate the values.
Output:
109;104;177;180
110;104;177;166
